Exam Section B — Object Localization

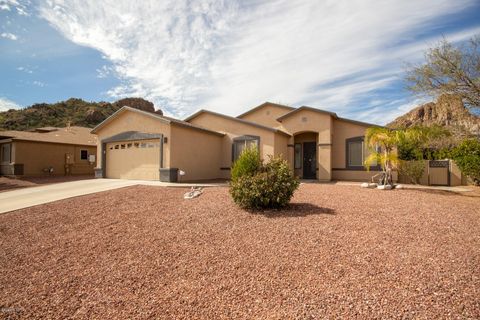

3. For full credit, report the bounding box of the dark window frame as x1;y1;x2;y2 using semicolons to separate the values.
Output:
1;143;12;163
345;136;380;171
232;135;260;163
80;149;88;160
294;143;302;169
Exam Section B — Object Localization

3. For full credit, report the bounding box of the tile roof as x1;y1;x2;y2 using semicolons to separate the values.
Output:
91;106;225;137
184;109;292;137
0;126;97;146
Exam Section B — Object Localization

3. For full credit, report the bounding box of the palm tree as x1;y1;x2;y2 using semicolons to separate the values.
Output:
364;127;400;187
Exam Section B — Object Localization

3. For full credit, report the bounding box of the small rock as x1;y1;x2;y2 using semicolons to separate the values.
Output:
377;185;393;190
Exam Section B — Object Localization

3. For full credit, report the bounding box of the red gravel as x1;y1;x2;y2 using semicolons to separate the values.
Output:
0;184;479;319
0;176;94;193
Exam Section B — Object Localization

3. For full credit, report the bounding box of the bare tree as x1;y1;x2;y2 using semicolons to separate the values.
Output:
406;36;480;111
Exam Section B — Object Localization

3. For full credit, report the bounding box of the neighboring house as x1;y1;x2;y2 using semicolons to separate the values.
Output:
91;102;387;182
0;126;97;176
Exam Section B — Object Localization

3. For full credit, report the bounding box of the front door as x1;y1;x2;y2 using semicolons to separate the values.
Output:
303;142;316;179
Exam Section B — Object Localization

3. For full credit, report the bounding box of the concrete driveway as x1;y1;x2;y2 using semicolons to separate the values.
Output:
0;179;139;214
0;178;227;214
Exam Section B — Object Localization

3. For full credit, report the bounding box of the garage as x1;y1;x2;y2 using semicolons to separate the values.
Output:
91;106;225;182
102;132;163;180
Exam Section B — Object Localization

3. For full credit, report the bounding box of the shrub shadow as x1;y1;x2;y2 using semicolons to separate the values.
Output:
406;188;480;198
0;183;26;192
253;203;335;218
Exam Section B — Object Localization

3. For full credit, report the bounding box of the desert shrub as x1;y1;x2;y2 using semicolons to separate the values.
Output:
431;147;452;160
451;139;480;185
397;137;423;161
230;155;299;210
231;146;261;180
398;160;425;184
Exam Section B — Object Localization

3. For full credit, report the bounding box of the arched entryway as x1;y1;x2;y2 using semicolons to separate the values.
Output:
293;132;318;179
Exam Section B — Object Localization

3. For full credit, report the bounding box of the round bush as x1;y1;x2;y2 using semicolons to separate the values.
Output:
230;155;299;210
231;146;260;180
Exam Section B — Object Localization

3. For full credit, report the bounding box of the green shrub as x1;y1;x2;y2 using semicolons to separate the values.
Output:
230;155;299;210
398;160;425;184
432;147;452;160
231;146;261;180
451;139;480;185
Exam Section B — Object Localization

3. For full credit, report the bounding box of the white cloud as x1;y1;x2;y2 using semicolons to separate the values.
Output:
39;0;478;121
17;66;33;73
96;65;113;78
0;0;29;15
0;97;21;111
1;32;18;40
32;80;45;87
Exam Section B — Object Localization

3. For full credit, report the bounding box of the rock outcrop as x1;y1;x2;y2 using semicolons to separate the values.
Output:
388;95;480;136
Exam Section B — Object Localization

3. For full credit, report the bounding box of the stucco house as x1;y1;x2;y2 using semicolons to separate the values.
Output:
92;102;384;182
0;126;97;176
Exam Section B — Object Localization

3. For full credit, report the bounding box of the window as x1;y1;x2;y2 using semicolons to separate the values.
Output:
80;149;88;160
346;137;379;169
232;135;259;162
114;145;119;149
348;140;363;167
294;143;302;169
127;143;132;148
1;143;11;163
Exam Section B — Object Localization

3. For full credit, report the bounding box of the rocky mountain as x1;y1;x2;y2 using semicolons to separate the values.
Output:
0;97;162;131
387;94;480;136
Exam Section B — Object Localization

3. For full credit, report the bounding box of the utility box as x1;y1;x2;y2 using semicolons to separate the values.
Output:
94;168;103;178
160;168;178;182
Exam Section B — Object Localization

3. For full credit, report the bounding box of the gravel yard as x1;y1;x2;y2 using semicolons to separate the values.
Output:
0;184;479;319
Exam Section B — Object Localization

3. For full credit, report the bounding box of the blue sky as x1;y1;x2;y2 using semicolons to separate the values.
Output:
1;0;479;125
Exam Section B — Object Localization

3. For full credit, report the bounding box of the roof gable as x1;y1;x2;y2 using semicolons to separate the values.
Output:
276;106;338;122
184;109;291;137
91;106;224;137
237;102;295;119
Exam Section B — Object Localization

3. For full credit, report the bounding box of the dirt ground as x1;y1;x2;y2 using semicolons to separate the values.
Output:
0;184;479;319
0;175;94;193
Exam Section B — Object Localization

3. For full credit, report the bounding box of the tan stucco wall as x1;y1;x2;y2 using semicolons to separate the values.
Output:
450;161;468;186
239;104;292;128
280;110;333;180
169;125;223;181
12;141;96;176
273;133;289;160
398;160;467;186
94;110;171;169
331;119;370;170
332;169;397;182
188;112;277;166
280;109;333;143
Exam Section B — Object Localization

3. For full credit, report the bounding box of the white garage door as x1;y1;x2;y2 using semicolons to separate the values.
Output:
106;139;161;180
